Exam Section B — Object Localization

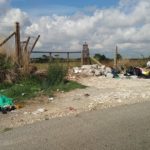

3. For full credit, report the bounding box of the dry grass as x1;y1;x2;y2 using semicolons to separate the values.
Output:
32;61;81;70
0;37;16;63
102;58;149;69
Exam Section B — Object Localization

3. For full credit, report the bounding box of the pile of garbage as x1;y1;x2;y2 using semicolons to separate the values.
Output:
73;63;150;79
73;64;117;78
0;95;15;114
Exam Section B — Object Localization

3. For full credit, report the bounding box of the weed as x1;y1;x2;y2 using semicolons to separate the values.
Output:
0;128;13;134
45;63;67;87
49;80;86;92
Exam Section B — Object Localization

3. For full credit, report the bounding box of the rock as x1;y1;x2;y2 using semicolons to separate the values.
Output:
82;69;94;76
91;64;99;69
73;67;81;74
84;93;90;97
48;97;54;101
106;73;114;78
81;65;92;70
32;108;46;115
130;76;138;79
95;69;101;76
105;67;112;74
23;112;28;115
100;65;106;70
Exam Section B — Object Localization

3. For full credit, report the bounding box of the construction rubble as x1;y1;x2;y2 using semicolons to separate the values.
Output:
73;64;150;79
73;64;114;77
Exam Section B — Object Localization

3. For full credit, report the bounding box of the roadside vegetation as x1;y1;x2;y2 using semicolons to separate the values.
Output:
0;54;85;102
94;53;150;68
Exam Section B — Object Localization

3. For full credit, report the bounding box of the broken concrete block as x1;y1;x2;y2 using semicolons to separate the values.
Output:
91;64;99;69
105;67;112;73
106;73;114;78
100;65;106;70
73;67;82;74
81;65;92;70
95;69;101;76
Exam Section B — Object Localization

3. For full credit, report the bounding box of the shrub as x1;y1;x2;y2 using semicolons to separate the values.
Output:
46;63;67;87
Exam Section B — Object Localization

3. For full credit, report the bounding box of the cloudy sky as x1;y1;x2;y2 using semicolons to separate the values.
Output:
0;0;150;58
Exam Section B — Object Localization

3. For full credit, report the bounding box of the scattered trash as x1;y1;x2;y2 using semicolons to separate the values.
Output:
124;66;150;79
23;112;28;115
0;95;15;114
84;93;90;97
21;93;25;96
15;104;24;109
48;97;54;101
32;108;47;115
68;107;77;111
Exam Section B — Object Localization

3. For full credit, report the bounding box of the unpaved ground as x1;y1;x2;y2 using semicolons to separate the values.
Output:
0;76;150;131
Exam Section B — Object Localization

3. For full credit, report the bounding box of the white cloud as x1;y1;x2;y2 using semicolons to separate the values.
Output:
0;8;30;35
0;0;9;4
1;0;150;57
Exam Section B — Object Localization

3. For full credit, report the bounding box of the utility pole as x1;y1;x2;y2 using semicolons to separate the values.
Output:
15;22;21;66
114;45;118;70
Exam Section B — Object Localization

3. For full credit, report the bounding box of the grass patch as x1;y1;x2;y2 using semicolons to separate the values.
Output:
0;62;86;101
48;80;86;92
0;77;86;101
0;76;42;101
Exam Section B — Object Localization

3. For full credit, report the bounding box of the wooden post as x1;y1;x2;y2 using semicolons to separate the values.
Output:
114;45;118;70
30;35;40;53
67;52;70;67
0;32;15;47
15;22;21;66
67;52;69;62
49;52;52;62
24;37;30;74
24;37;30;53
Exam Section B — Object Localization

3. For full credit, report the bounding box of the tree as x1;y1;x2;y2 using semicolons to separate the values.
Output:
117;53;122;60
94;53;107;61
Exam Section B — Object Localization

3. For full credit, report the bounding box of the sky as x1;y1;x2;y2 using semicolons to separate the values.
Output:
0;0;150;58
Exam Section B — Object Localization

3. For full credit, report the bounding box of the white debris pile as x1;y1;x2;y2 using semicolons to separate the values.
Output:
73;64;113;77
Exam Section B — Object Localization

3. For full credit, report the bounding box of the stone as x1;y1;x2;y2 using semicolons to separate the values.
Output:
73;67;81;74
91;64;99;69
95;70;101;76
105;67;112;73
81;65;92;70
106;73;114;78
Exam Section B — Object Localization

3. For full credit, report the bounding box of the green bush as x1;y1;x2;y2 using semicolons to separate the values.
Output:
1;76;42;100
46;63;67;87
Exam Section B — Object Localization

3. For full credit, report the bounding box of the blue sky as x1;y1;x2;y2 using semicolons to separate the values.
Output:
1;0;150;58
11;0;119;8
11;0;119;14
